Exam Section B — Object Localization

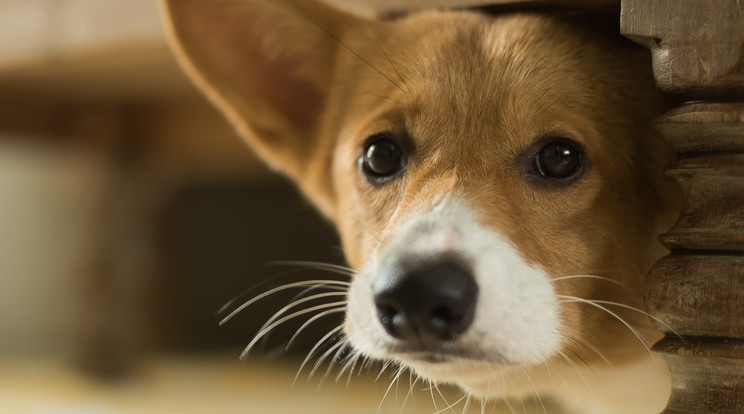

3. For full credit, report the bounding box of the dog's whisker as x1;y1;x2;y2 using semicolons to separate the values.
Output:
267;260;356;277
337;351;362;386
319;340;352;385
376;360;393;382
220;279;349;326
217;269;348;316
332;351;352;382
461;393;473;414
240;301;345;359
313;23;407;95
582;299;683;341
555;349;591;390
288;283;346;305
259;291;346;335
502;394;518;414
434;392;466;414
305;334;346;381
433;383;451;411
374;37;411;94
565;336;612;366
286;307;345;350
562;297;663;337
361;356;377;373
564;346;597;378
334;349;357;382
540;361;556;394
400;373;421;411
557;295;658;364
378;365;407;414
257;291;344;334
435;387;462;413
363;91;401;105
294;325;343;385
348;354;367;386
360;357;371;372
427;379;439;413
321;345;350;387
551;274;629;289
358;354;373;377
562;345;591;370
427;382;440;411
360;355;372;376
518;367;546;414
501;369;529;414
350;214;384;244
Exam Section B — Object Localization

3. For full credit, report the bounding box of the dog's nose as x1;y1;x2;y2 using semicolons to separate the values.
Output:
373;257;478;344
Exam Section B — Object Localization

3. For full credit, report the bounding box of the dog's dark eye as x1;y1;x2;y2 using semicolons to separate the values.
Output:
535;140;583;178
362;136;406;182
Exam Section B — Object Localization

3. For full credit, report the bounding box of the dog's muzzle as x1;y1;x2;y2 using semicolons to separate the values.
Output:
372;255;478;344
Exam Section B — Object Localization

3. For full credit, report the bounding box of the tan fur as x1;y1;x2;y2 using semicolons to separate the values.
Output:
162;1;680;412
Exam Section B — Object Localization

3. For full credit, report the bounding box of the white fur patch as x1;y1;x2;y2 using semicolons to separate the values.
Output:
345;196;562;384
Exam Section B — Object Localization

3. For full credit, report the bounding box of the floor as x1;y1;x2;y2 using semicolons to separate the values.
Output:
0;354;554;414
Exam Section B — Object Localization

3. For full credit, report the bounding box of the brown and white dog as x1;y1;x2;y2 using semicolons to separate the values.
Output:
161;1;680;412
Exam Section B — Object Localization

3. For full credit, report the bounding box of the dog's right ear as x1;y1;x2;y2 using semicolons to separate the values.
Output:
161;0;364;218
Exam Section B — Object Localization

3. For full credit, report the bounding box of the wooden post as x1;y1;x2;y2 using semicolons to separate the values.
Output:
621;1;744;413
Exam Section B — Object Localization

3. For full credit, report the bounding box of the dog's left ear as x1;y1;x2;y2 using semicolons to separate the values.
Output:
161;0;364;218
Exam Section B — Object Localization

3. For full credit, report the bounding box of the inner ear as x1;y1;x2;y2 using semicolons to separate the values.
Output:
162;0;365;217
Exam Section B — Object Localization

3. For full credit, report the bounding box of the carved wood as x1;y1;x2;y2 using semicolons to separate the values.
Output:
621;1;744;413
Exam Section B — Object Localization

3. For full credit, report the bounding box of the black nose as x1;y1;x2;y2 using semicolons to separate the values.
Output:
373;256;478;344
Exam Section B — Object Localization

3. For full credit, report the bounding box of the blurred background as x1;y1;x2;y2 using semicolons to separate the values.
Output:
0;0;548;413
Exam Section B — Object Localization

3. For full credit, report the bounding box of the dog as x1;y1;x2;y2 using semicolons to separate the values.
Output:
161;1;680;412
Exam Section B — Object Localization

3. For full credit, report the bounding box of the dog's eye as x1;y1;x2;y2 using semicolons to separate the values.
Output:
535;140;583;178
362;136;406;182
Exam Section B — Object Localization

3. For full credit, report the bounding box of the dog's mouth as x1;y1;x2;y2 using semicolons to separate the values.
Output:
385;344;507;365
411;353;454;364
380;343;519;386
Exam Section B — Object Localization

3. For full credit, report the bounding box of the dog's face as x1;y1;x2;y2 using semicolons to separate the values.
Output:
163;0;679;400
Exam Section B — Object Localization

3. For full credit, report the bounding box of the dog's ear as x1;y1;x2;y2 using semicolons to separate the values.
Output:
161;0;362;218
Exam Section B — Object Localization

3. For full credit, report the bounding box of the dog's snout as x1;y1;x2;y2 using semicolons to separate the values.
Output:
373;257;478;344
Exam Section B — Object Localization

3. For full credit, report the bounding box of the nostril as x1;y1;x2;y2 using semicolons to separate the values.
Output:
377;304;398;328
427;306;452;338
429;306;451;321
375;300;417;340
429;305;455;326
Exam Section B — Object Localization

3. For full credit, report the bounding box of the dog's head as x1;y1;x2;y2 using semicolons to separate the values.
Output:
163;0;679;397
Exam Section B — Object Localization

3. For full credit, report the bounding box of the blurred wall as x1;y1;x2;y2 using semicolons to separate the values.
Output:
0;141;105;356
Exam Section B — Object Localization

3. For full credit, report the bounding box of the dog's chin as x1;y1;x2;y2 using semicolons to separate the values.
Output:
402;356;500;383
397;355;529;397
374;343;526;385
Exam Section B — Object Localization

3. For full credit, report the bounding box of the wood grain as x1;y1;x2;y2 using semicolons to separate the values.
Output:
622;0;744;98
656;337;744;414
